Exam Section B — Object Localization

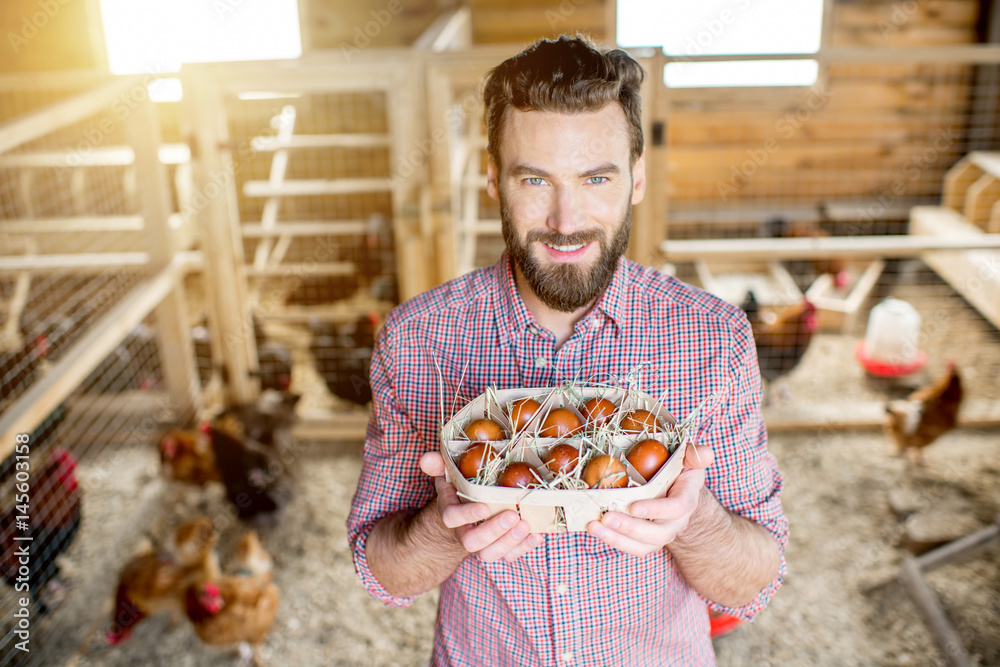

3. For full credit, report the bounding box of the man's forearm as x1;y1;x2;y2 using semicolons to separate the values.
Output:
667;486;781;608
366;500;469;598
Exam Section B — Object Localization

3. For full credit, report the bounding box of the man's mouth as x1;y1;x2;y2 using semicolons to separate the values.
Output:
543;242;586;253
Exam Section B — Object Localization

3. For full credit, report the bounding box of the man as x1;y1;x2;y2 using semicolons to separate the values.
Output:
347;35;787;666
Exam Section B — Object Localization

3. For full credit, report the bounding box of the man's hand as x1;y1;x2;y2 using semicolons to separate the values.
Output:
586;444;714;557
420;451;543;563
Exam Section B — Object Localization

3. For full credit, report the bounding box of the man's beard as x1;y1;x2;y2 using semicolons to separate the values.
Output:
501;193;631;313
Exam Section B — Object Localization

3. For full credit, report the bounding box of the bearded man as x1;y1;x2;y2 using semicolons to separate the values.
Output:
347;34;787;666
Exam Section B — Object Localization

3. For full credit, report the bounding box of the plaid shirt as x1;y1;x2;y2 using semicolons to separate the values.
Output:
348;253;787;667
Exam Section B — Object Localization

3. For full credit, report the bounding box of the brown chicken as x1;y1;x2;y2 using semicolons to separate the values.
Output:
1;447;81;614
740;292;818;404
106;517;220;645
185;531;279;666
159;428;221;486
885;361;963;465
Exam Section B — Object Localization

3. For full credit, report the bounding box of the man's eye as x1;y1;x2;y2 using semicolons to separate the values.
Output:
588;176;608;185
526;177;544;186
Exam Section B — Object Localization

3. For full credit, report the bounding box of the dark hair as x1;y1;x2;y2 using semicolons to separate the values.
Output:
482;34;646;170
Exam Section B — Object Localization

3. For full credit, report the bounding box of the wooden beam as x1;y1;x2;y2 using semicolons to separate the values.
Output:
242;221;369;237
1;216;145;233
899;558;974;667
911;206;1000;331
662;45;1000;65
661;234;1000;262
413;7;473;51
0;76;143;155
0;253;149;272
246;262;356;277
242;178;392;197
186;73;258;404
243;134;391;151
917;519;1000;573
127;96;200;420
0;144;190;168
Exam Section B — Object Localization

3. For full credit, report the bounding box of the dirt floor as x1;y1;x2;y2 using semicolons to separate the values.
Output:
5;418;998;667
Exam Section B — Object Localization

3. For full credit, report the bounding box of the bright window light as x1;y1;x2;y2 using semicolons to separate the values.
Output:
99;0;302;76
618;0;824;87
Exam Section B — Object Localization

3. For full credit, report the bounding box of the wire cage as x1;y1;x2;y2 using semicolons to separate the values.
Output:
0;74;204;665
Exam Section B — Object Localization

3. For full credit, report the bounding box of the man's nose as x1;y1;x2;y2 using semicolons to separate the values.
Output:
546;186;586;235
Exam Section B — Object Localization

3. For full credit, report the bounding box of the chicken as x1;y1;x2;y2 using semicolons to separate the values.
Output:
885;362;963;465
203;425;294;526
308;313;379;406
761;215;850;291
159;428;221;486
184;531;279;666
0;447;81;614
211;390;300;452
740;291;818;405
203;393;299;525
106;517;220;645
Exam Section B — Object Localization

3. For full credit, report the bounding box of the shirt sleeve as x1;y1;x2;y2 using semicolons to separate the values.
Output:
346;323;437;608
695;315;788;622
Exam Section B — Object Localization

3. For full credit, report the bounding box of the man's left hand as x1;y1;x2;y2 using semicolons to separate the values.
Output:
586;444;714;557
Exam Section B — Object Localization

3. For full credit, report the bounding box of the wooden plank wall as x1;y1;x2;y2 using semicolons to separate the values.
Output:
666;0;983;228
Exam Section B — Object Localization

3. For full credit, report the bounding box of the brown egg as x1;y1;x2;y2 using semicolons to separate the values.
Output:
619;409;661;434
464;418;507;441
457;442;497;480
582;455;628;489
581;397;617;427
497;462;542;488
542;443;579;476
626;439;669;481
539;408;583;438
509;398;541;432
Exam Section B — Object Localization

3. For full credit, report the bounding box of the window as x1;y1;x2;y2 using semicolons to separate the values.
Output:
98;0;302;99
617;0;824;88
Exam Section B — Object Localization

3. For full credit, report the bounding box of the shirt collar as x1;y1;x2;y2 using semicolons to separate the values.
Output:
493;252;631;348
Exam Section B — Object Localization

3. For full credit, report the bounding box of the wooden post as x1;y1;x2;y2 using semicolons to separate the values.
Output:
185;72;258;404
387;63;434;299
628;51;667;268
125;97;200;422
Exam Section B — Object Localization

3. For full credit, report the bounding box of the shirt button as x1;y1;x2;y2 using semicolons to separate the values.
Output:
555;583;568;595
535;356;547;368
590;319;600;329
529;325;539;335
561;651;574;663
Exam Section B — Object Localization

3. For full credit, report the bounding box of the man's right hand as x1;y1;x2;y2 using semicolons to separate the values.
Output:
420;451;543;563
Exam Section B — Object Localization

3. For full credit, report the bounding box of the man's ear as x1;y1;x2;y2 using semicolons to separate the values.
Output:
631;149;646;206
486;155;499;201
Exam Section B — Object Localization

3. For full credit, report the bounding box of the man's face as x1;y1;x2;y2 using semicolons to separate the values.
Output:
488;103;646;312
